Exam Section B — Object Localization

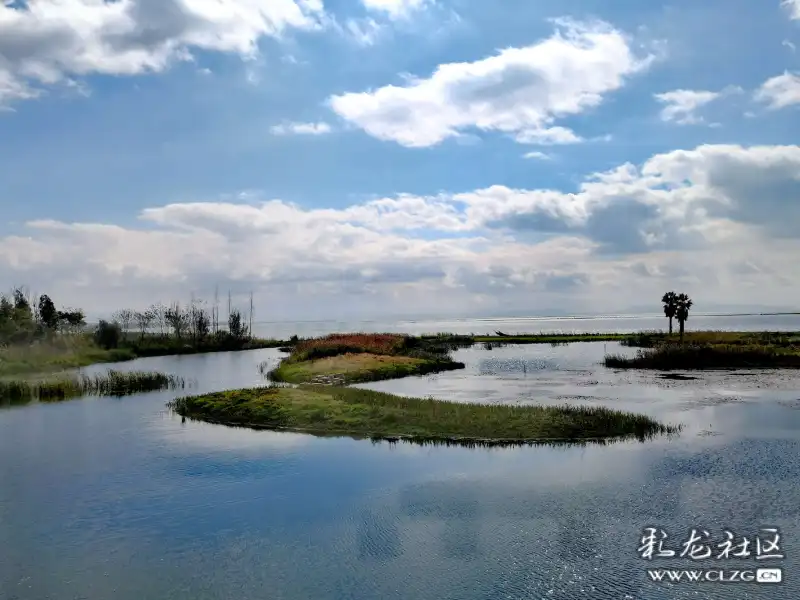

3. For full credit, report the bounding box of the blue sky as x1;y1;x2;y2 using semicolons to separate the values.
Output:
1;0;799;319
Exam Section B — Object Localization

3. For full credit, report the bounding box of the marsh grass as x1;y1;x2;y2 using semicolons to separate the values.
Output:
0;370;185;403
605;344;800;370
169;385;680;444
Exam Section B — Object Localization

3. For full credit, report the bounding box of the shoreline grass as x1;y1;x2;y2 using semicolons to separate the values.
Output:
474;330;800;348
168;385;680;445
617;330;800;349
474;332;635;345
0;370;186;403
0;333;285;378
605;344;800;370
6;328;800;380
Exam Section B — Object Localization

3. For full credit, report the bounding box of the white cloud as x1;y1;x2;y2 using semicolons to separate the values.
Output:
783;40;797;53
515;126;583;145
783;0;800;20
1;144;799;318
360;0;431;20
328;20;653;147
754;72;800;109
270;121;332;135
653;89;720;124
0;0;326;105
523;151;551;160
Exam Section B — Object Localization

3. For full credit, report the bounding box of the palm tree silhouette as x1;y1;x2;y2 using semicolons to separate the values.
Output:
675;293;693;343
661;291;678;335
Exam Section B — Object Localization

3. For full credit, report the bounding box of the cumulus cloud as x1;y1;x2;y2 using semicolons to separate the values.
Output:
2;144;799;318
0;0;326;105
754;72;800;109
328;20;654;147
270;121;332;135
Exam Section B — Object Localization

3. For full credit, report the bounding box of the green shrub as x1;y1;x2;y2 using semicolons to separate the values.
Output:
94;319;122;349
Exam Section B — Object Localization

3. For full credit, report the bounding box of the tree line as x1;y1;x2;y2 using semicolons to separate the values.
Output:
0;287;85;344
1;285;256;352
94;292;254;350
108;299;249;342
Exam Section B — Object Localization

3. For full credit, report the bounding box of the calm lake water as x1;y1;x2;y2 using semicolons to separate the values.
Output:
3;316;800;599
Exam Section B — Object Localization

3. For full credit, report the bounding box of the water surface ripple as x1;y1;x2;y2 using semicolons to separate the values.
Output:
2;342;800;599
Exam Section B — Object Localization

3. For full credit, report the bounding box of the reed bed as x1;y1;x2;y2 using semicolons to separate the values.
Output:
0;370;185;402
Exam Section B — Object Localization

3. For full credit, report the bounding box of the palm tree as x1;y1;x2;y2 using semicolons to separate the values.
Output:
661;291;678;335
675;293;693;343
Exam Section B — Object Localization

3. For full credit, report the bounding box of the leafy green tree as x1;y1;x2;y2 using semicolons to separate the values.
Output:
94;320;122;349
228;309;248;339
12;288;29;311
11;288;33;325
37;294;58;329
675;293;693;343
661;291;678;335
0;295;13;322
58;309;86;331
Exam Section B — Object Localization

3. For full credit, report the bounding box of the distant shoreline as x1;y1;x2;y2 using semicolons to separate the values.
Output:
81;311;800;328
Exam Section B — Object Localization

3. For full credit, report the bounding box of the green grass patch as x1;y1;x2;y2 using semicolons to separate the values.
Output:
169;385;679;445
0;370;186;404
605;344;800;370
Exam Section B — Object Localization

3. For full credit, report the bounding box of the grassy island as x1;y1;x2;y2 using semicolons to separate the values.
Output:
268;333;466;384
169;385;679;445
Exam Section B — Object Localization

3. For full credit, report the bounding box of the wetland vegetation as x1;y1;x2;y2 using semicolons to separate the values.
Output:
0;286;282;377
604;292;800;369
169;385;680;444
605;343;800;370
0;370;185;404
